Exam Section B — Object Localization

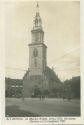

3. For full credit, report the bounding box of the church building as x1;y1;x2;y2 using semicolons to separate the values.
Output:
23;3;61;97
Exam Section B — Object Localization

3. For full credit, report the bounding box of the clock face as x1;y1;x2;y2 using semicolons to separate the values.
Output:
33;48;38;57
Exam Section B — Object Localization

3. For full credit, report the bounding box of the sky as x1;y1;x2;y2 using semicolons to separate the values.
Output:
5;1;80;81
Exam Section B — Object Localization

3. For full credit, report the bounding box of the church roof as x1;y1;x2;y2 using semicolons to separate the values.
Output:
23;66;61;83
44;66;61;83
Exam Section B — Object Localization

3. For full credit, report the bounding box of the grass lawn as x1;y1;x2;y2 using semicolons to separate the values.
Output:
6;105;39;117
5;98;80;117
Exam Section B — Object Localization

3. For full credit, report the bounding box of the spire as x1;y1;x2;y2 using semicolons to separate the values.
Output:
33;2;42;29
36;1;39;13
36;1;39;7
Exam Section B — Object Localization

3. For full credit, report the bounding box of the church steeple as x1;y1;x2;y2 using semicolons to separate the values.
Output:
28;2;47;76
33;2;42;30
31;2;44;43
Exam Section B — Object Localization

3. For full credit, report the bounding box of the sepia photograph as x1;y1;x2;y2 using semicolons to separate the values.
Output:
5;1;80;117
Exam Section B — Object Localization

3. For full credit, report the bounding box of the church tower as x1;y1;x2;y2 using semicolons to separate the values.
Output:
29;3;47;76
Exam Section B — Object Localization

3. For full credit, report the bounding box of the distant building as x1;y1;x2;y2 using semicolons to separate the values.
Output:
5;78;23;97
23;3;61;97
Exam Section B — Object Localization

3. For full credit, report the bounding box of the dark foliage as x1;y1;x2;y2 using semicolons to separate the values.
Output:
63;76;80;99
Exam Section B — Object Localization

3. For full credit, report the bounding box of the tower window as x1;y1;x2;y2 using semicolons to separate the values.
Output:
33;48;38;57
34;58;37;67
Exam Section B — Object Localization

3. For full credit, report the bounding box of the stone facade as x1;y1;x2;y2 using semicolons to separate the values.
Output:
29;43;47;76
